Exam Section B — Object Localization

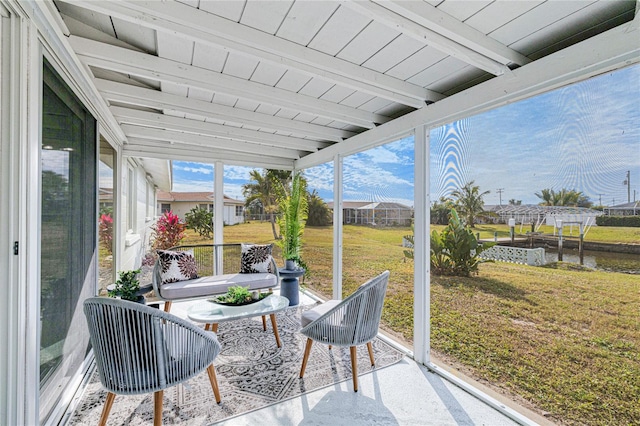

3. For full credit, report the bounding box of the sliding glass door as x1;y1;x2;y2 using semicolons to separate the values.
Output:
39;59;97;422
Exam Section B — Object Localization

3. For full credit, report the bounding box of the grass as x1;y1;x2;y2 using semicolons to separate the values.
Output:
181;222;640;425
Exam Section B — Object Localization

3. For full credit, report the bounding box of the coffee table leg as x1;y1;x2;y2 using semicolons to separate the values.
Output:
269;314;282;348
205;323;219;333
262;315;267;331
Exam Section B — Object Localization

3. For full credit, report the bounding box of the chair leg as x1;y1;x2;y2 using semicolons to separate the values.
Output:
163;301;172;313
367;341;375;366
299;338;313;378
98;392;116;426
350;346;358;392
207;364;222;403
153;390;163;426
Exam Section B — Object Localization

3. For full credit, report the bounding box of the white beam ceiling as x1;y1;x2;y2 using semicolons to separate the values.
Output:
367;0;531;67
110;107;329;153
94;79;354;142
70;36;386;129
120;124;303;159
296;15;640;168
343;0;513;76
123;139;295;170
59;0;444;106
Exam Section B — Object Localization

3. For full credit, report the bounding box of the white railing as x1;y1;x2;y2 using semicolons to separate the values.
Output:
479;245;546;266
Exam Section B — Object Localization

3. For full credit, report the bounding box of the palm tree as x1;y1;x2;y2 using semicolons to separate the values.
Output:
535;188;592;207
451;181;490;227
306;190;332;226
242;169;290;240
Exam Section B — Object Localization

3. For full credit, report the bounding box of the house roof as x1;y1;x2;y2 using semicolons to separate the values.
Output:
328;201;412;210
46;1;637;170
157;191;243;205
606;201;640;209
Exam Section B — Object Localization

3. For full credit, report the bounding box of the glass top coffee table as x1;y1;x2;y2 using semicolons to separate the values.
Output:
187;295;290;347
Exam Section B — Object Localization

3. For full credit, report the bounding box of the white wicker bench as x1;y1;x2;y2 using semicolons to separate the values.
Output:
152;243;279;312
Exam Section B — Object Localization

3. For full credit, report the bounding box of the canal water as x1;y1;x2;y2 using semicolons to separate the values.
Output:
544;248;640;274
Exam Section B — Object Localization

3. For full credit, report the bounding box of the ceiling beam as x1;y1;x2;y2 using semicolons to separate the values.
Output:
120;124;303;159
60;0;444;105
94;79;354;142
343;0;512;76
373;1;531;67
110;106;329;152
124;139;294;170
70;36;385;129
296;16;640;168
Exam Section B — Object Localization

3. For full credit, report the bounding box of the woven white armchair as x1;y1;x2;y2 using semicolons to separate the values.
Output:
299;270;390;392
83;297;222;426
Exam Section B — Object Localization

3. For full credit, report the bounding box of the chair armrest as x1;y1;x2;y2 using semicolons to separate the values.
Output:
270;257;280;280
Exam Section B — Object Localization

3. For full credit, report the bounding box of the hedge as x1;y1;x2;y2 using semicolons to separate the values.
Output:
596;215;640;227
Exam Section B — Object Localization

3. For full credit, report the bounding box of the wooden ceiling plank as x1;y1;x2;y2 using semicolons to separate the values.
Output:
59;0;439;105
95;78;354;141
70;36;382;128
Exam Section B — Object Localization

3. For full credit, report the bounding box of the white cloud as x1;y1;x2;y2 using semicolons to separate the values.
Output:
173;161;214;175
224;165;253;181
172;181;214;192
223;183;245;201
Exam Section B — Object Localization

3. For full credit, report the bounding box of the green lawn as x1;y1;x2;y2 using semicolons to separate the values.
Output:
182;222;640;425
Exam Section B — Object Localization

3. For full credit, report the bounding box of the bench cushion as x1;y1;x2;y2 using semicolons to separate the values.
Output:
159;272;278;300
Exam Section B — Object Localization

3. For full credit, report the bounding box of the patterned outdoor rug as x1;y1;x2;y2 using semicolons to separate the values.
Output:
69;305;404;425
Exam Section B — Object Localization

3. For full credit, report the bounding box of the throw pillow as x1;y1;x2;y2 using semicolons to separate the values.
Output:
240;244;274;274
157;250;198;284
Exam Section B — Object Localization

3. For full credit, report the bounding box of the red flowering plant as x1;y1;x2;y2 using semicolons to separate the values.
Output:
98;213;113;254
152;211;186;251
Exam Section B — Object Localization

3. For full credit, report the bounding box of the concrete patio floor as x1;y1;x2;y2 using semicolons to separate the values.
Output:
165;291;543;426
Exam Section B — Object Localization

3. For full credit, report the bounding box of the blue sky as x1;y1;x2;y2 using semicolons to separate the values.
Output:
172;64;640;207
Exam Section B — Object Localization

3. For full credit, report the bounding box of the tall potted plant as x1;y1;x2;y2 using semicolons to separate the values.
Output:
275;171;308;270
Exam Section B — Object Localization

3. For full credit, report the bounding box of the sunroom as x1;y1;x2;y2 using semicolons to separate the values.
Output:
1;1;638;425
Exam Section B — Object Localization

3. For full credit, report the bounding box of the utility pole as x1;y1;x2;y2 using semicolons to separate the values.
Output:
496;188;505;206
623;170;631;203
597;193;604;206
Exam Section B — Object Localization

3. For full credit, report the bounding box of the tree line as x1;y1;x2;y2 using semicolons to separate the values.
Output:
432;182;595;227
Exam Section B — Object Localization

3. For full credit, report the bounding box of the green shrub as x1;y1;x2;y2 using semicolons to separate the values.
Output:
185;207;214;238
430;209;495;277
596;215;640;227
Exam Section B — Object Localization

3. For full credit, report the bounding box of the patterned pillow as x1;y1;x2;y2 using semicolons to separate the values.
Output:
157;250;198;284
240;244;274;274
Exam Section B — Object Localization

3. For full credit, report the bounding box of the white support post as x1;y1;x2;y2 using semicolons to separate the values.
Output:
413;125;430;364
214;161;224;273
333;154;343;299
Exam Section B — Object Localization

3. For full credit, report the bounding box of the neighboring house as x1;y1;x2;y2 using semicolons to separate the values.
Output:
157;191;245;225
328;201;413;226
603;201;640;216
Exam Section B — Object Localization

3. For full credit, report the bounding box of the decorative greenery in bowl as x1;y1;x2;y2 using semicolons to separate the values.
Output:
108;269;143;303
210;286;269;306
